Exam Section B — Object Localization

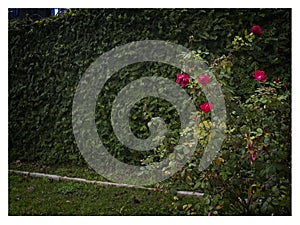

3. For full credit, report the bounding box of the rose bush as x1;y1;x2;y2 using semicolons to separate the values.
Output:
169;23;291;215
8;8;290;216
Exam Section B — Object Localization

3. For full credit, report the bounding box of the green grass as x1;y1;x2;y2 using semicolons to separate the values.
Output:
9;165;204;215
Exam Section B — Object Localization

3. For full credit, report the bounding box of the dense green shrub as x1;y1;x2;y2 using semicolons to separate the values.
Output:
169;77;291;215
9;8;290;164
166;19;291;215
9;9;291;215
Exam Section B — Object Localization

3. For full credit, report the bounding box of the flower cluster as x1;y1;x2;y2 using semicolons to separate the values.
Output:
175;25;269;165
176;73;213;113
251;25;267;83
247;25;268;164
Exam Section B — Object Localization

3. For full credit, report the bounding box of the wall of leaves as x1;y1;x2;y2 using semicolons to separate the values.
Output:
9;9;291;165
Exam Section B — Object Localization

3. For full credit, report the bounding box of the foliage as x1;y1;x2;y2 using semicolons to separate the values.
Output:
9;8;290;164
166;15;291;215
9;9;291;215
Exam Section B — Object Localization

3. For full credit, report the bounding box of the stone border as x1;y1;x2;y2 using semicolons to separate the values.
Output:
9;170;204;198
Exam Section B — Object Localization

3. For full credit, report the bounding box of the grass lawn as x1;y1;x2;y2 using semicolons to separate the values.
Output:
8;164;204;215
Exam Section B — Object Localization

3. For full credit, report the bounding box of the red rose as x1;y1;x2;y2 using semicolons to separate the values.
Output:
176;73;190;87
253;70;267;82
198;74;211;86
200;102;213;113
251;25;263;36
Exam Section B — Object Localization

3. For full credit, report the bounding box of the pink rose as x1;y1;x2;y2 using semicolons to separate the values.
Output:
200;102;213;113
176;73;190;87
253;70;267;82
198;74;211;86
251;25;263;36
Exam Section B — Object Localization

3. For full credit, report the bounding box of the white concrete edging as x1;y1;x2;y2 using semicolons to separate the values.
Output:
9;169;204;198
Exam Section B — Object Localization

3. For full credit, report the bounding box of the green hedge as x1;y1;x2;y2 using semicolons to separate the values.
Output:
9;9;290;165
